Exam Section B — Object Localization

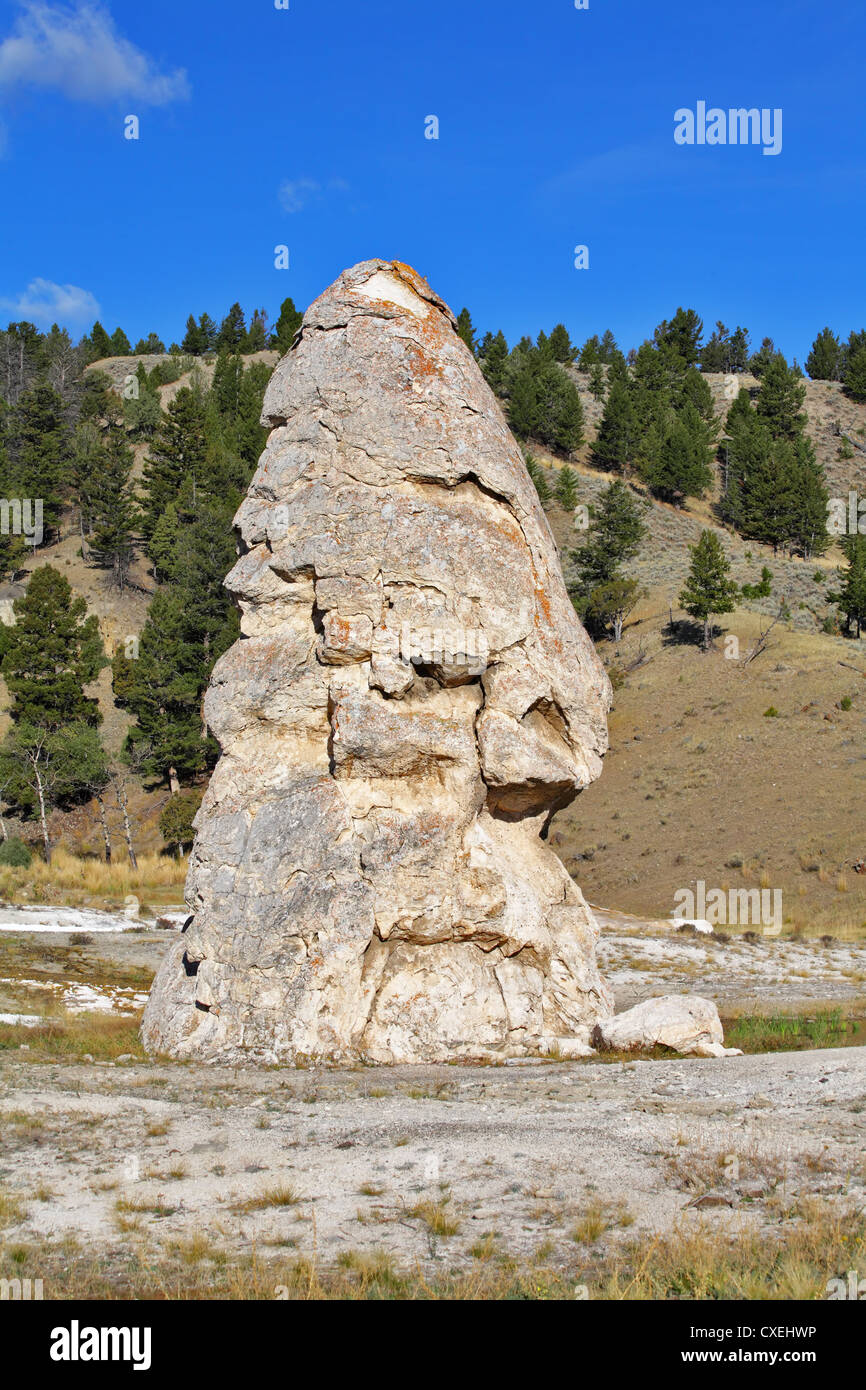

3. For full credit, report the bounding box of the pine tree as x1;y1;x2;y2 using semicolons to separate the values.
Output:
509;350;584;455
775;435;829;558
679;530;739;648
555;466;579;510
700;321;731;373
245;309;268;353
114;494;237;786
88;321;113;359
78;369;114;422
232;360;271;468
549;324;575;363
133;332;166;354
728;326;750;372
217;303;246;352
588;363;606;401
755;356;807;439
41;323;80;401
829;536;866;638
654;308;704;367
69;420;103;550
843;348;866;403
113;589;209;786
748;337;781;378
591;379;636;472
642;413;713;504
598;330;619;364
570;479;648;593
536;361;584;454
0;321;43;397
845;329;866;361
10;382;67;538
721;391;772;533
148;500;181;585
0;412;25;578
109;328;132;355
507;358;540;440
585;576;645;643
181;315;205;355
198;313;218;353
141;386;208;540
678;366;717;425
578;335;601;367
701;321;750;375
480;330;509;394
211;351;243;419
456;308;477;355
272;298;303;354
524;452;551;504
88;422;140;590
0;567;104;728
805;327;843;381
114;355;245;794
123;379;161;437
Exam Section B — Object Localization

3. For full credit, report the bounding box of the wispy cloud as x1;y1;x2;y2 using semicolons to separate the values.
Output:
543;142;689;200
0;1;190;105
278;177;349;214
0;277;100;327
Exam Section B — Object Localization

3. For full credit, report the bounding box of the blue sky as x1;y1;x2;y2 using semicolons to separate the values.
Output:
0;0;863;364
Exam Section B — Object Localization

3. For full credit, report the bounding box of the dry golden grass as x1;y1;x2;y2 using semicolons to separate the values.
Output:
0;1010;144;1061
231;1184;302;1213
2;1197;862;1298
550;570;866;939
570;1203;611;1244
0;848;187;909
406;1195;460;1237
666;1138;789;1194
595;1200;866;1300
114;1194;178;1219
0;1187;28;1229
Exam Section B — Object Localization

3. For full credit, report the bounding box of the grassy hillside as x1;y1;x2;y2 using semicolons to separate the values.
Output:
537;371;866;936
6;356;865;932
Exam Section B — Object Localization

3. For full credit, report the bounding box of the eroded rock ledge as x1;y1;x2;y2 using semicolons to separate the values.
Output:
142;259;613;1064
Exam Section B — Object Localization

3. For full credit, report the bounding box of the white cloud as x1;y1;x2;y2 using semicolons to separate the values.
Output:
0;277;100;327
0;2;190;105
278;177;349;214
278;178;322;214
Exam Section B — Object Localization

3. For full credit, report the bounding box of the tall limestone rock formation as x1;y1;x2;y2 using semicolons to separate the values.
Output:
143;259;613;1063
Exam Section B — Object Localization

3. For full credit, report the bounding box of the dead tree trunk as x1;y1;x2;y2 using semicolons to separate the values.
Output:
32;760;51;864
95;793;112;864
112;775;138;870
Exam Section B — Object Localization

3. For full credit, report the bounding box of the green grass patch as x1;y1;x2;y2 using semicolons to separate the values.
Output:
723;1009;865;1054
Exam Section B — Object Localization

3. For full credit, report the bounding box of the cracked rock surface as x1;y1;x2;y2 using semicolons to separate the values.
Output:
142;259;612;1064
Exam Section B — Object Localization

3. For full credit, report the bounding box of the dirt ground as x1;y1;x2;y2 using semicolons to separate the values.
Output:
2;1041;863;1280
1;916;864;1287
